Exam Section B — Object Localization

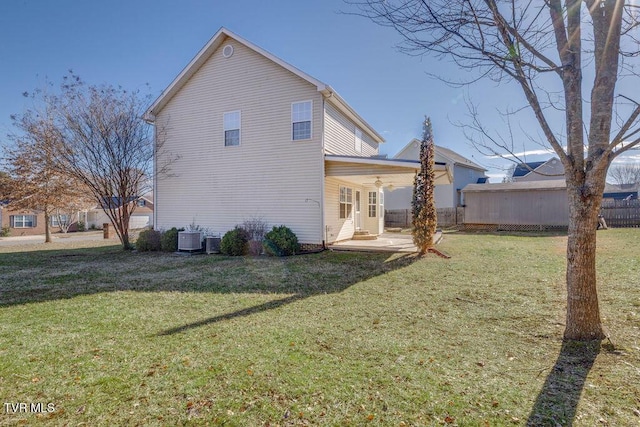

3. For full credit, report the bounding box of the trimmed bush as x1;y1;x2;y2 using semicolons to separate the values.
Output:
220;227;249;256
136;229;162;251
161;227;183;252
263;225;299;257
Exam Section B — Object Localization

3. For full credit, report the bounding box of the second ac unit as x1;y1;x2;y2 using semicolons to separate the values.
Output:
178;231;202;251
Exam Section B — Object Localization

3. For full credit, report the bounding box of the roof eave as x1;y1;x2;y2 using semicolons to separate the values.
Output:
321;87;385;144
145;27;330;120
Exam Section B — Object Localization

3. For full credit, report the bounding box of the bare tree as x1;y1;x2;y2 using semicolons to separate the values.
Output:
608;163;640;186
0;171;11;200
502;163;517;183
50;73;159;250
349;1;640;340
412;117;438;254
4;99;87;243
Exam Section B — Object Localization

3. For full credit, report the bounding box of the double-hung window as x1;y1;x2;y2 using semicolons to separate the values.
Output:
292;101;312;140
50;215;69;227
11;215;36;228
224;111;241;146
355;128;363;153
339;186;353;219
368;191;377;217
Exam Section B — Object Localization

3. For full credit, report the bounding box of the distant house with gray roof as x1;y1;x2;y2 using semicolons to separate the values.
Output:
512;158;564;182
385;139;487;210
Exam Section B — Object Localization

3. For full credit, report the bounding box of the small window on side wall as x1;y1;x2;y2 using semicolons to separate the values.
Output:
224;111;241;146
355;128;363;153
292;101;312;140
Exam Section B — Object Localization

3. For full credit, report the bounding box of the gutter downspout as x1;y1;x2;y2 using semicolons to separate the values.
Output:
320;93;330;249
143;112;158;231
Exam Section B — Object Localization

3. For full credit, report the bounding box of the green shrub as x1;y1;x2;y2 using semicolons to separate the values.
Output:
0;226;10;237
76;221;86;232
220;227;249;256
136;229;162;251
161;227;183;252
263;225;299;257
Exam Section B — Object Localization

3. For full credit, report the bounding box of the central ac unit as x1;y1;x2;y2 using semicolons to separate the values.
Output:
205;236;221;254
178;231;202;251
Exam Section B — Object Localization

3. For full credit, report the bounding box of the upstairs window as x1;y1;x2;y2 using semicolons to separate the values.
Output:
292;101;312;140
355;128;363;153
224;111;241;146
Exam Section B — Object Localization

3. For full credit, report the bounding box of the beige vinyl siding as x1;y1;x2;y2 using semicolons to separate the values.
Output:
324;177;356;242
324;102;378;156
324;177;381;242
155;37;324;244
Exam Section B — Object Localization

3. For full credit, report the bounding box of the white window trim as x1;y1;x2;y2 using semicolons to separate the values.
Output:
291;100;313;141
51;214;69;227
12;214;36;228
368;191;377;218
339;186;353;220
355;127;363;153
223;110;241;147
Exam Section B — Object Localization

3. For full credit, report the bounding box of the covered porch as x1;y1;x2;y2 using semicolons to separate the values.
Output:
323;155;451;245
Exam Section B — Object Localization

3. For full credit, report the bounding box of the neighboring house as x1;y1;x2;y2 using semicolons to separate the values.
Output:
512;158;565;182
385;139;487;210
143;28;450;248
87;194;154;230
0;203;46;236
0;201;87;237
462;180;569;229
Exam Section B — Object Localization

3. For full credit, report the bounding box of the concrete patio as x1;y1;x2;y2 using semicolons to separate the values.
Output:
328;231;442;253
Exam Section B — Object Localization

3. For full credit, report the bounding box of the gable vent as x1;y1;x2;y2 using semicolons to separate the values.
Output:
222;44;234;58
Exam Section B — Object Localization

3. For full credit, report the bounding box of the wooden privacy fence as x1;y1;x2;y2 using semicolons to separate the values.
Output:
385;208;464;228
600;199;640;227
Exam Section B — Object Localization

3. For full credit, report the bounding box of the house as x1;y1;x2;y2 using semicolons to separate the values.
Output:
0;204;84;236
512;158;564;182
0;203;47;236
143;28;451;248
462;180;569;230
384;139;487;210
87;194;154;230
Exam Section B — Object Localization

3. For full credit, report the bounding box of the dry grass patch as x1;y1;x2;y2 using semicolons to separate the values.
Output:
0;229;638;425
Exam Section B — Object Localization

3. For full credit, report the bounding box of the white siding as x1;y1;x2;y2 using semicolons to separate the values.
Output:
155;37;324;244
324;177;381;243
324;102;378;156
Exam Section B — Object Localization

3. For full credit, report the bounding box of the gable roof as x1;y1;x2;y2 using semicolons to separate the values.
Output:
144;27;384;144
512;161;547;178
394;138;486;171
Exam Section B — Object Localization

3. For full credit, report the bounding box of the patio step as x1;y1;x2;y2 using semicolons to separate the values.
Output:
352;231;377;240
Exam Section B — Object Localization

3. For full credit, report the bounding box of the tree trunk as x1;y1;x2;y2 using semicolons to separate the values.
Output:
564;184;606;341
44;211;52;243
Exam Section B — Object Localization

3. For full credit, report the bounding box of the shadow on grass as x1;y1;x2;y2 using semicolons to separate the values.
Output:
158;294;306;336
526;340;601;426
1;246;419;333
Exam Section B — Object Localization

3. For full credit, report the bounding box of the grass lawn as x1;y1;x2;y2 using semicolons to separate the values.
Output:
0;230;638;426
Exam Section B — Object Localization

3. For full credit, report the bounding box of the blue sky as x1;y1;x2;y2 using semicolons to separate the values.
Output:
1;0;638;181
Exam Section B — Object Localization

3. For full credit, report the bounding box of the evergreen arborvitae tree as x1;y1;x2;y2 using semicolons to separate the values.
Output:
411;117;437;255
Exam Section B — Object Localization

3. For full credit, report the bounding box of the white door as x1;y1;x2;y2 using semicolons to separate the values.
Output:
355;191;361;230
